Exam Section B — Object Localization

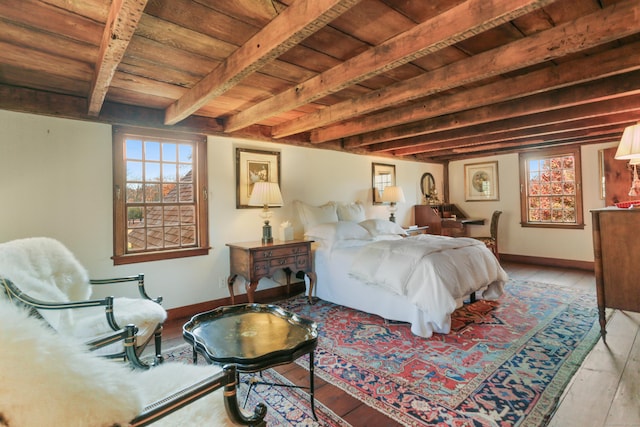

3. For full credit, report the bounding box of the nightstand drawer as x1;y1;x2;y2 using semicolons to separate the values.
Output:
269;256;296;269
254;246;308;259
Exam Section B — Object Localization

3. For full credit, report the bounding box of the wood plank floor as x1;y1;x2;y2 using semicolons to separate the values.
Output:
160;262;640;426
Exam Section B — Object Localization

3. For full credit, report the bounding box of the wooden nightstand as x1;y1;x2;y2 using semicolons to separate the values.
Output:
226;239;315;304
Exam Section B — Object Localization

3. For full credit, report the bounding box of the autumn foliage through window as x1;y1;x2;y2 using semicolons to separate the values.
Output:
519;146;584;229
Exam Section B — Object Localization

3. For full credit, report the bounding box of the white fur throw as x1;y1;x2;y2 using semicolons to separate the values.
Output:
0;298;235;427
0;237;166;347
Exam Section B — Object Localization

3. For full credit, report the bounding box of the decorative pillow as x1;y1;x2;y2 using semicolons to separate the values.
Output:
359;219;408;237
304;221;370;242
336;201;366;222
294;200;338;230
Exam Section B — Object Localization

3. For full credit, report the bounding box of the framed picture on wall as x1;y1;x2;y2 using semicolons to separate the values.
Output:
236;148;281;208
372;162;396;204
464;161;499;201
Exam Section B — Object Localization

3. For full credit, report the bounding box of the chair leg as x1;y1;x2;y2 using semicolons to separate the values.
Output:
154;325;164;364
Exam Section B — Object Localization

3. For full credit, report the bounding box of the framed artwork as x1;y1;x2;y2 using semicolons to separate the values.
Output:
465;161;499;201
236;148;281;208
372;162;396;204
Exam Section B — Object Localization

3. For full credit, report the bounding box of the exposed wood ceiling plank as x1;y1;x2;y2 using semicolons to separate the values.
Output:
386;70;640;155
424;127;622;159
305;0;640;143
386;106;640;156
224;0;554;133
390;111;640;156
88;0;148;116
346;40;640;150
163;0;362;125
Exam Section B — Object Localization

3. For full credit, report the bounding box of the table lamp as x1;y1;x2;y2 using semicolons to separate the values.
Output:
248;181;283;244
381;185;405;222
615;123;640;197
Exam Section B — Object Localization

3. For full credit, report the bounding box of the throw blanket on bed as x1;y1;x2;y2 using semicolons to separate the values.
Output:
349;234;507;330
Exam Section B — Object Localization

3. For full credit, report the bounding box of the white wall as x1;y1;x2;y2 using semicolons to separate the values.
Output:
0;110;440;309
448;142;617;262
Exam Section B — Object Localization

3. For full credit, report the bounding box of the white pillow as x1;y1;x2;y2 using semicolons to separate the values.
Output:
294;200;338;230
336;201;366;222
359;219;408;237
304;221;370;242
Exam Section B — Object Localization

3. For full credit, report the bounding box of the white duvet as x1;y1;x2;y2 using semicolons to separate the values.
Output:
348;234;507;331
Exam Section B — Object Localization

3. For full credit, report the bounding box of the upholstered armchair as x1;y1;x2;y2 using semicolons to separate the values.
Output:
0;297;267;427
0;237;166;368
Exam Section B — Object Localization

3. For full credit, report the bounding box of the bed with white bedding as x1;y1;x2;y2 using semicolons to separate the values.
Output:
294;200;508;338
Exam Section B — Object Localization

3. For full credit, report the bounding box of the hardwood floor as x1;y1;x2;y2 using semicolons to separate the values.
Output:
160;262;640;426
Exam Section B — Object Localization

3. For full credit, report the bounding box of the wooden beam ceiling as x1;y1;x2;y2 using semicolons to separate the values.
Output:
0;0;638;163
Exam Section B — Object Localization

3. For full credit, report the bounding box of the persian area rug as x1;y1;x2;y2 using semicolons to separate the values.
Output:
279;279;600;427
162;345;349;427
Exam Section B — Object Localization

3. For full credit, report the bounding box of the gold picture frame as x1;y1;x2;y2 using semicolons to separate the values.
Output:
372;162;396;204
236;148;281;209
464;161;499;201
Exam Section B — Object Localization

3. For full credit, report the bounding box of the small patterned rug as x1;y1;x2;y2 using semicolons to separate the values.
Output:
162;344;349;426
277;279;600;427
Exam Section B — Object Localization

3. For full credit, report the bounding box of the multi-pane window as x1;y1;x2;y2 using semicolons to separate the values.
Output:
113;127;209;264
519;146;584;229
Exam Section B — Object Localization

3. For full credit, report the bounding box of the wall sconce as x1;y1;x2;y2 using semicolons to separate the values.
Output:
381;185;405;223
248;182;283;244
615;123;640;197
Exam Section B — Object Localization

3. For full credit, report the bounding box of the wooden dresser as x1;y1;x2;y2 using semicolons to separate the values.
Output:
591;208;640;339
226;239;315;304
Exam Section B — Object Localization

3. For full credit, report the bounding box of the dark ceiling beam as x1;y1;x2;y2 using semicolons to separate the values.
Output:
306;0;640;143
390;111;638;156
164;0;361;125
225;0;554;133
342;40;640;150
88;0;148;116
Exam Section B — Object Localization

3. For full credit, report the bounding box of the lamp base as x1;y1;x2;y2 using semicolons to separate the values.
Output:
388;213;396;222
262;221;273;244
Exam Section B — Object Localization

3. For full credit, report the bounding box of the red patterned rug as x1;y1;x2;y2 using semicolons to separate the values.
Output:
278;279;600;427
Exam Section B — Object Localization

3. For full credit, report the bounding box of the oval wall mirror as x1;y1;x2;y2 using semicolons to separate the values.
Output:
420;172;435;198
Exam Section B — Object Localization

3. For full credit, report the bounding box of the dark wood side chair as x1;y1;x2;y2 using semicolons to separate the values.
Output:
473;210;502;260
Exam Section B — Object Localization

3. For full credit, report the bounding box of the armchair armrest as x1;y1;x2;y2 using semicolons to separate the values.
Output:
3;278;129;334
90;273;163;304
130;365;267;427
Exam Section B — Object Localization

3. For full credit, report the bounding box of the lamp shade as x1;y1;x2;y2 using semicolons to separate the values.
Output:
381;185;406;203
614;123;640;160
248;182;283;206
